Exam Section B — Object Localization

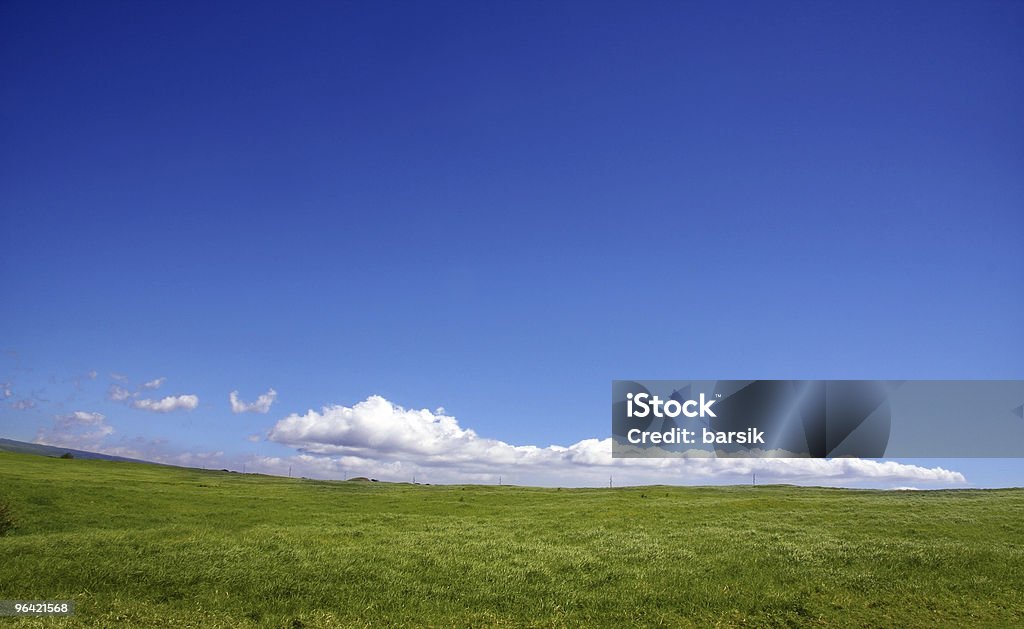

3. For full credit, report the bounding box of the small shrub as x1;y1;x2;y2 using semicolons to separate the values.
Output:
0;500;14;536
60;452;74;459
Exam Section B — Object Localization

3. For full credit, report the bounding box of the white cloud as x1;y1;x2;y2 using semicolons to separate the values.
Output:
132;394;199;413
30;392;966;489
230;388;277;414
110;373;128;382
107;384;132;401
73;436;223;468
1;382;11;398
61;410;106;425
11;398;36;410
37;410;114;450
141;377;166;390
267;395;967;487
86;370;98;380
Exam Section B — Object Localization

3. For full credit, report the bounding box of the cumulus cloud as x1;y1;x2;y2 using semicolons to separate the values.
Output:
107;384;133;401
141;377;166;390
132;394;199;413
267;395;967;487
230;388;277;414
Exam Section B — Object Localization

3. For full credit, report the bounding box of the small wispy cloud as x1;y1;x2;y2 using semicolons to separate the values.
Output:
132;394;199;413
140;377;166;390
11;398;36;410
65;369;101;391
1;382;11;399
230;388;277;414
60;410;106;425
108;384;132;401
110;373;129;382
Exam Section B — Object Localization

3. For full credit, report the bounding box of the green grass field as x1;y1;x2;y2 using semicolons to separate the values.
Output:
1;452;1022;627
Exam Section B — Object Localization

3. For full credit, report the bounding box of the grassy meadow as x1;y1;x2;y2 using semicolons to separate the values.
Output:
1;452;1022;627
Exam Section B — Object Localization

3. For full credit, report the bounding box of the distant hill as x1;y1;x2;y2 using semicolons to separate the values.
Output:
0;437;151;464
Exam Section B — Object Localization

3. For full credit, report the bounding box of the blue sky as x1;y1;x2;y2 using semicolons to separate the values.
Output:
2;1;1022;487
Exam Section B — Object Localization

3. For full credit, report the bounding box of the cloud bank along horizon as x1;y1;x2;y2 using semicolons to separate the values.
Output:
17;372;965;488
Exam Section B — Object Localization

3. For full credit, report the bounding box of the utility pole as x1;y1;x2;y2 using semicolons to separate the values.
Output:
498;475;502;486
288;465;292;478
753;473;756;486
609;475;613;489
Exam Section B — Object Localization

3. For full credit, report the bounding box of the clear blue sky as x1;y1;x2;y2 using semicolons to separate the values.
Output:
2;1;1022;486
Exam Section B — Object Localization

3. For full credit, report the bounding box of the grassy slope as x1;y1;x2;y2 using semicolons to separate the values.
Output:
1;453;1022;628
